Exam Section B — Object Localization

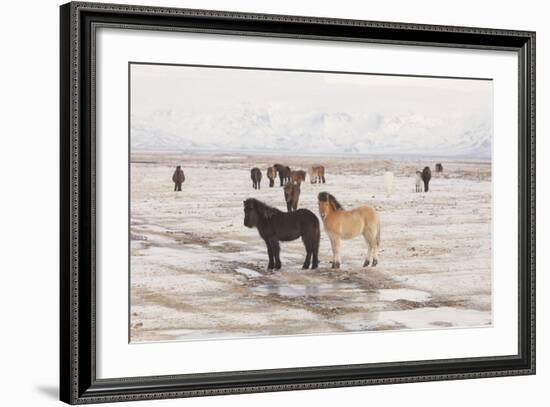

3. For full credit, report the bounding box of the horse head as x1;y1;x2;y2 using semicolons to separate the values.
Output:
318;192;342;219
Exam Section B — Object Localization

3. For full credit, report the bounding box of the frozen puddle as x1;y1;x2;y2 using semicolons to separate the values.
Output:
376;288;431;302
235;267;263;279
252;282;360;298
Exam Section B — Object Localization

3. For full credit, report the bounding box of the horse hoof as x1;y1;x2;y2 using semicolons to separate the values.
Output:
363;260;370;267
302;264;309;270
372;259;378;267
312;263;319;270
333;262;340;269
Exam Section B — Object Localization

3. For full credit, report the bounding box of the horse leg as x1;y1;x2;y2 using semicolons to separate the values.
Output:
327;235;336;267
331;236;341;268
363;229;377;267
286;201;292;212
271;240;282;270
279;173;284;187
311;228;320;269
321;175;326;184
302;237;312;269
265;241;274;271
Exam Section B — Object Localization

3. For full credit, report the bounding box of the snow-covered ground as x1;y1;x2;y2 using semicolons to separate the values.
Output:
130;153;492;342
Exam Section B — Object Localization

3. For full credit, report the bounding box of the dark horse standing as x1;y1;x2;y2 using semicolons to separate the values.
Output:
172;166;185;191
421;166;432;192
250;167;262;189
243;198;319;270
273;163;291;186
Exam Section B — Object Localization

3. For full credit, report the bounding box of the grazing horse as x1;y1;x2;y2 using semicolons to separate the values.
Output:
273;164;291;186
243;198;320;270
421;166;432;192
318;192;380;269
283;182;300;212
384;171;394;197
266;166;277;187
290;170;306;185
172;166;185;191
309;165;326;184
250;167;262;189
435;163;443;173
415;171;423;192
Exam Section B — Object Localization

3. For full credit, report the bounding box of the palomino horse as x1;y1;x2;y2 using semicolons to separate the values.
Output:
318;192;380;268
243;198;320;270
309;165;326;184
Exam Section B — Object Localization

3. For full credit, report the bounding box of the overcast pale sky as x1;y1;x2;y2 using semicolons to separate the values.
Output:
130;63;493;157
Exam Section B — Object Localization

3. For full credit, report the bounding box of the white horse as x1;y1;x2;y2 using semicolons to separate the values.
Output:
415;171;423;192
384;171;394;197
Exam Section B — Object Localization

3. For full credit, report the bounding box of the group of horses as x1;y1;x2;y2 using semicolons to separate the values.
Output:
250;164;326;213
250;164;325;189
170;161;443;272
243;192;380;271
243;161;444;271
414;163;443;193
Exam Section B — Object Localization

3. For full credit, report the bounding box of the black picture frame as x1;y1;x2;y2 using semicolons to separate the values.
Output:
60;1;536;404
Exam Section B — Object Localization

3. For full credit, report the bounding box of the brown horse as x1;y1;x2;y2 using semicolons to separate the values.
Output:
266;166;277;187
290;170;306;185
273;164;291;186
243;198;320;270
435;163;443;173
318;192;380;269
283;182;300;212
421;166;432;192
309;165;326;184
172;166;185;191
250;167;262;189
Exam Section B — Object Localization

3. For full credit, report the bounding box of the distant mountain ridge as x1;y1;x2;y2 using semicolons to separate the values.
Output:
131;105;492;158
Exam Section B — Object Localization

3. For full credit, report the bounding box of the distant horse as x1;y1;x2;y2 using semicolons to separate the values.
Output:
309;165;326;184
243;198;320;270
250;167;262;189
283;182;300;212
415;171;423;192
318;192;380;268
172;166;185;191
290;170;307;185
384;171;394;197
273;164;291;186
266;166;277;187
421;166;432;192
435;163;443;173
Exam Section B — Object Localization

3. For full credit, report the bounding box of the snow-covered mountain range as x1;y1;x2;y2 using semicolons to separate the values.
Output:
131;104;492;158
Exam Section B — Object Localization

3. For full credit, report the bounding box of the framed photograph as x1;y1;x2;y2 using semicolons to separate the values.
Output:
60;1;536;404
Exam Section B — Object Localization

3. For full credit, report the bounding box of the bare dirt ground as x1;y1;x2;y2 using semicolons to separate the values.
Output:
130;152;492;342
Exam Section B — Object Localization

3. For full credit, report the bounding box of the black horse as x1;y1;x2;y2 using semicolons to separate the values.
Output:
250;167;262;189
421;166;432;192
243;198;319;270
273;163;291;187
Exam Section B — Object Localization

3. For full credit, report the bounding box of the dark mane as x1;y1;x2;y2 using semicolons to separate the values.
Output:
244;198;282;218
318;192;343;210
